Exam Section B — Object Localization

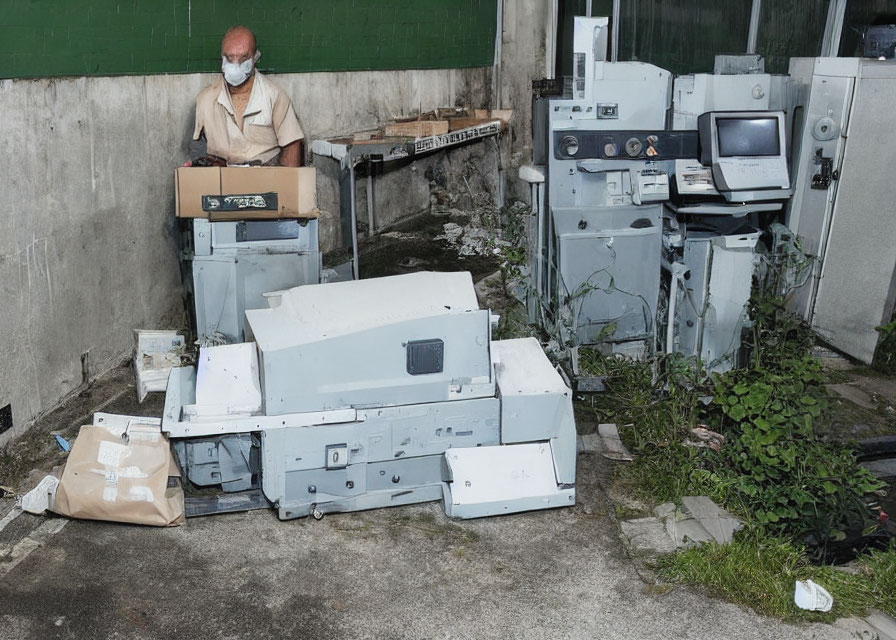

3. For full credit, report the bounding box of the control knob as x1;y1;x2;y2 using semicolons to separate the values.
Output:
560;135;580;157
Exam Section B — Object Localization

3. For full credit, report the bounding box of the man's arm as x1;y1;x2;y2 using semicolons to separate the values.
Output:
271;86;303;167
279;139;302;167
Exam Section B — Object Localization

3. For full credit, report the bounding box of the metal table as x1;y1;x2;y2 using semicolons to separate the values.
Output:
311;120;503;279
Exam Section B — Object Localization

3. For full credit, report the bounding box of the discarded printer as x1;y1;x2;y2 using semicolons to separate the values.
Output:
162;271;577;519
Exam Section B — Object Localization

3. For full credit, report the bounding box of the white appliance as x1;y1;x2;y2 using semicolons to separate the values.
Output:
786;57;896;363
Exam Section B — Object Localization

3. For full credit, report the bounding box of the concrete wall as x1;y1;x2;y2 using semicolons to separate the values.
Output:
303;67;493;247
497;0;552;203
318;0;553;237
0;0;551;445
0;67;491;446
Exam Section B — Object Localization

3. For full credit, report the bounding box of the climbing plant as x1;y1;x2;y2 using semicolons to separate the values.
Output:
873;313;896;375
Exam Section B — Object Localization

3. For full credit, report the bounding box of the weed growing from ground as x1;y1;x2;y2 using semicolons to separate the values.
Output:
581;291;894;619
657;532;896;621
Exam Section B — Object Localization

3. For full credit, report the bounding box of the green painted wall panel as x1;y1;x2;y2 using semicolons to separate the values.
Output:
618;0;753;75
757;0;829;74
0;0;497;79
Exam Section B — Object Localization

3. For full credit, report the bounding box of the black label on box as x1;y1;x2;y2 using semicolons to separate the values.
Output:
202;192;279;212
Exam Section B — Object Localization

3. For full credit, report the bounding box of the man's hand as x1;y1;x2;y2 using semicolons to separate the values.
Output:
279;140;302;167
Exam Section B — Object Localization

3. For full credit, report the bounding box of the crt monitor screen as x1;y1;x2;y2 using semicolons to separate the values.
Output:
716;117;780;157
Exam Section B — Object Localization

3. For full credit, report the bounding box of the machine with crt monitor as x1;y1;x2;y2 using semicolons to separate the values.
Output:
697;110;790;202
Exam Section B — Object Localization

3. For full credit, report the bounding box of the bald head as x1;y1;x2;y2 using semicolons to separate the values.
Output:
221;25;257;63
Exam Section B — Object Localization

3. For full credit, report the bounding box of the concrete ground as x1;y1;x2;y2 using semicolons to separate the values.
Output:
3;266;891;638
0;373;853;640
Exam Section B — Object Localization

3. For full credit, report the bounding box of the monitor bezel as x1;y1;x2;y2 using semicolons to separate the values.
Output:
700;110;787;164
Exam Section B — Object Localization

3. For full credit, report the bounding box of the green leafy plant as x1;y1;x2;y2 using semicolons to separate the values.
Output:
593;289;896;619
596;292;886;553
873;316;896;375
744;294;816;369
711;359;883;545
579;351;715;504
704;296;886;548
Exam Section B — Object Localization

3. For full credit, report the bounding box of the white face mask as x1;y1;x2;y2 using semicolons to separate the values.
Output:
221;51;260;87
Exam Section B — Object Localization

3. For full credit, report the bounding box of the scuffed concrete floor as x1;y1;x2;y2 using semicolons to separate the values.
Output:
1;212;888;638
0;362;167;497
0;368;858;640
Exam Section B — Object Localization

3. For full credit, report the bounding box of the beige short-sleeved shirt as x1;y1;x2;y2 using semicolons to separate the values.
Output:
193;71;304;165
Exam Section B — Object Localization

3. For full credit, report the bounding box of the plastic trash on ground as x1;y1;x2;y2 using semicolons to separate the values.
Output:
20;475;60;514
794;579;834;612
54;435;70;452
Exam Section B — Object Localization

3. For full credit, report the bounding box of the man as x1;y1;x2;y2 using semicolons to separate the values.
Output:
193;25;303;167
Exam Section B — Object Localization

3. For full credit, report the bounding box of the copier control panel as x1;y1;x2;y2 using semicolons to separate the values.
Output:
553;130;698;161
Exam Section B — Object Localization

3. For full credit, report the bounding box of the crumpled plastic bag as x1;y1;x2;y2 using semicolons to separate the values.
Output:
794;579;833;612
20;475;60;514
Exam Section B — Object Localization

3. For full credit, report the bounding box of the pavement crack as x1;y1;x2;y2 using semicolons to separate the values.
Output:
0;517;67;578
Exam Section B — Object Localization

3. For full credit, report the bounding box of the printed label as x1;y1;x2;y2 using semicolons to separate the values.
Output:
97;440;127;467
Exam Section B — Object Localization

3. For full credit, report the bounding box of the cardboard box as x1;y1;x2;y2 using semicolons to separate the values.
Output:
473;109;513;125
384;120;449;138
448;117;497;132
175;166;220;218
175;166;317;219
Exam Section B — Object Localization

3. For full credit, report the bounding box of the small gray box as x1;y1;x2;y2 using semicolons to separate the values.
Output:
406;339;444;375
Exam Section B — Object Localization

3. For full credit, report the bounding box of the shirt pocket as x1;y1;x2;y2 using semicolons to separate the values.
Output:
244;109;272;127
245;121;280;150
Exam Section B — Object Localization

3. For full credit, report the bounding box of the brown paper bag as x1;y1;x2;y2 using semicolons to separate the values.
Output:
52;424;185;526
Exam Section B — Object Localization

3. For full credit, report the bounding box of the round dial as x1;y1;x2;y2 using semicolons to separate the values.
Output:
560;135;579;157
603;142;619;157
624;137;643;157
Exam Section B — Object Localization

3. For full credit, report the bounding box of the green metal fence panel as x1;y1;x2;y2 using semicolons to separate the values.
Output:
617;0;753;75
0;0;497;79
758;0;829;73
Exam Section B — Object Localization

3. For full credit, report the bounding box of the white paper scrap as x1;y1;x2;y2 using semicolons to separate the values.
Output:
20;476;60;514
97;441;127;467
128;486;154;502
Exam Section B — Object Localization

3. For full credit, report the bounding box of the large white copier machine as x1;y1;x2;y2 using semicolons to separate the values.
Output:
162;271;577;519
530;17;794;373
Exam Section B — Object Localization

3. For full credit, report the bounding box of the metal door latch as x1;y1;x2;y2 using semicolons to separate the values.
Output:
811;149;839;190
